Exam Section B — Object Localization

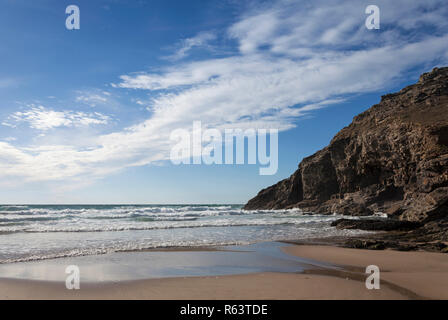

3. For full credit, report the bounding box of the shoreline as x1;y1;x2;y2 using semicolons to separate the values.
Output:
0;233;366;265
0;241;447;300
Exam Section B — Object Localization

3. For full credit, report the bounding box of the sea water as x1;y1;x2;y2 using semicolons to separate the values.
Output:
0;204;369;264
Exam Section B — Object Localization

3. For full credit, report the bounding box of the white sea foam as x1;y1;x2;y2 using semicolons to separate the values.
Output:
0;205;371;264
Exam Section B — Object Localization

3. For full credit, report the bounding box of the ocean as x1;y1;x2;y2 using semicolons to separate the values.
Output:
0;204;369;264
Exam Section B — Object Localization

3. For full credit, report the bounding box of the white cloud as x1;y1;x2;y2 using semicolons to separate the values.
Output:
164;32;216;61
1;0;447;185
76;91;110;107
3;105;110;131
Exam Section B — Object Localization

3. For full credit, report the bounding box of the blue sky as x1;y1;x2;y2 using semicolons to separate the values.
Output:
0;0;447;204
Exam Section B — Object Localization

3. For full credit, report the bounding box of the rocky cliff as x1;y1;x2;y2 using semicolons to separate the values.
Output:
245;67;448;224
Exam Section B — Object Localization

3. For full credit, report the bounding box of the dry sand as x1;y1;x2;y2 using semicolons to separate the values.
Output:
0;244;446;300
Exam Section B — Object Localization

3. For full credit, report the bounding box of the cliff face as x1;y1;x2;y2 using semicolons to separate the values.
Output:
245;67;448;223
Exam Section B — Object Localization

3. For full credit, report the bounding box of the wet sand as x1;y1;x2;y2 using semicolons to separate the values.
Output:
0;271;406;299
0;242;447;299
283;245;448;300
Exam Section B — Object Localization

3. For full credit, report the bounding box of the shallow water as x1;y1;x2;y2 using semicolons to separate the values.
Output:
0;242;339;282
0;204;370;263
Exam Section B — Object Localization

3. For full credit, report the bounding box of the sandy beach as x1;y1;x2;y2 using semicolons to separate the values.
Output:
0;242;446;300
283;245;448;300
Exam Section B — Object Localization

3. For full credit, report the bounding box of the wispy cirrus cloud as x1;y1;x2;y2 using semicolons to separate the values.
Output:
163;32;216;61
1;0;448;186
3;105;110;131
75;90;111;107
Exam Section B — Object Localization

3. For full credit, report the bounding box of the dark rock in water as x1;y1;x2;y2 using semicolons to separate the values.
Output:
343;238;422;251
331;218;422;231
245;67;448;224
344;239;388;250
337;217;448;252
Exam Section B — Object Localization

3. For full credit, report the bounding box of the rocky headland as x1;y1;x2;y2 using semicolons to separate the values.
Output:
245;67;448;252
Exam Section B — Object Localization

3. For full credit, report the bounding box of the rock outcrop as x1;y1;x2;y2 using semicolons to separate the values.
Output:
330;218;422;231
245;67;448;224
